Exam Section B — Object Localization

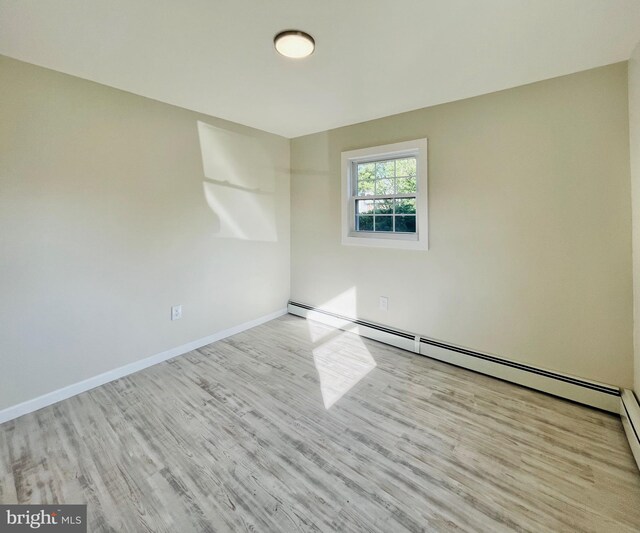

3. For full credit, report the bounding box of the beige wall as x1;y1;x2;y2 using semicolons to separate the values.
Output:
630;43;640;396
291;62;633;387
0;55;290;411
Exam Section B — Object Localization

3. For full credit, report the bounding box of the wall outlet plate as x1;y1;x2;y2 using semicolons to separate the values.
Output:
171;305;183;320
379;296;388;311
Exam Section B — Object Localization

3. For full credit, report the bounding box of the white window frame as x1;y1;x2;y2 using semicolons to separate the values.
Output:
341;138;428;250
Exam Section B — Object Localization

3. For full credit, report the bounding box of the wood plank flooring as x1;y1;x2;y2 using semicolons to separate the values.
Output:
1;314;639;532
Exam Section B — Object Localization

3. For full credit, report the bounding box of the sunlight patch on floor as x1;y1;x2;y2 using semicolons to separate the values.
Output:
312;331;376;409
305;287;376;409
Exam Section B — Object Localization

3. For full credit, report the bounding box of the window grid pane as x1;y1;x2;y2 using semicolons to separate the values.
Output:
395;215;416;233
354;155;417;234
374;216;393;232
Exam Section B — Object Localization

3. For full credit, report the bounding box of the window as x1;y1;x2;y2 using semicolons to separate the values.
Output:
341;139;428;250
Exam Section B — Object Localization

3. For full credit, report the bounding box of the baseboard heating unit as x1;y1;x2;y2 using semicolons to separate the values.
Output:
287;301;621;414
621;389;640;470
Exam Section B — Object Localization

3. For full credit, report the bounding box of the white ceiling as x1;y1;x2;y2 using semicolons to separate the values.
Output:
1;0;640;138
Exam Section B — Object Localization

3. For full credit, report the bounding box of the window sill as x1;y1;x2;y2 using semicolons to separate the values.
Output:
342;232;428;250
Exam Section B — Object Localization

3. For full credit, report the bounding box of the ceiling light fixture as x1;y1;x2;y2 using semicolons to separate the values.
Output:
274;30;315;59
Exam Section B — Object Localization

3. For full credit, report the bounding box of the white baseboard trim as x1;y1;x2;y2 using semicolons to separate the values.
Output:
288;301;620;413
621;389;640;471
0;308;287;425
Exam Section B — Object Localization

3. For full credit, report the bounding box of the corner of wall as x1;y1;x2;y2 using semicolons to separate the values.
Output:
629;40;640;397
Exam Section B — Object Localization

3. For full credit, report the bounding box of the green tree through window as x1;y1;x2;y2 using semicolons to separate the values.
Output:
354;157;417;233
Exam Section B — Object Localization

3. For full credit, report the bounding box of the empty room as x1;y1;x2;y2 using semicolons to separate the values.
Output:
2;1;640;531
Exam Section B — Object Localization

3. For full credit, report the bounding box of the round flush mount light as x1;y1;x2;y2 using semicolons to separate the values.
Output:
274;30;315;59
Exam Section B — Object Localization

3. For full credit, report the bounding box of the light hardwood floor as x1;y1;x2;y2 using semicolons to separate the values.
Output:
1;314;639;532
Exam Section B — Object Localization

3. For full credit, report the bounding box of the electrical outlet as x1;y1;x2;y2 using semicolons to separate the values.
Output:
379;296;389;311
171;305;183;321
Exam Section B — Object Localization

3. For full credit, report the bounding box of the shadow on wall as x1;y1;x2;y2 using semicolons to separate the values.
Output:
197;121;278;242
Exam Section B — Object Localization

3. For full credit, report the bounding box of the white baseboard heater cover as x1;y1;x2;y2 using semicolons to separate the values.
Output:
287;301;620;413
621;389;640;470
